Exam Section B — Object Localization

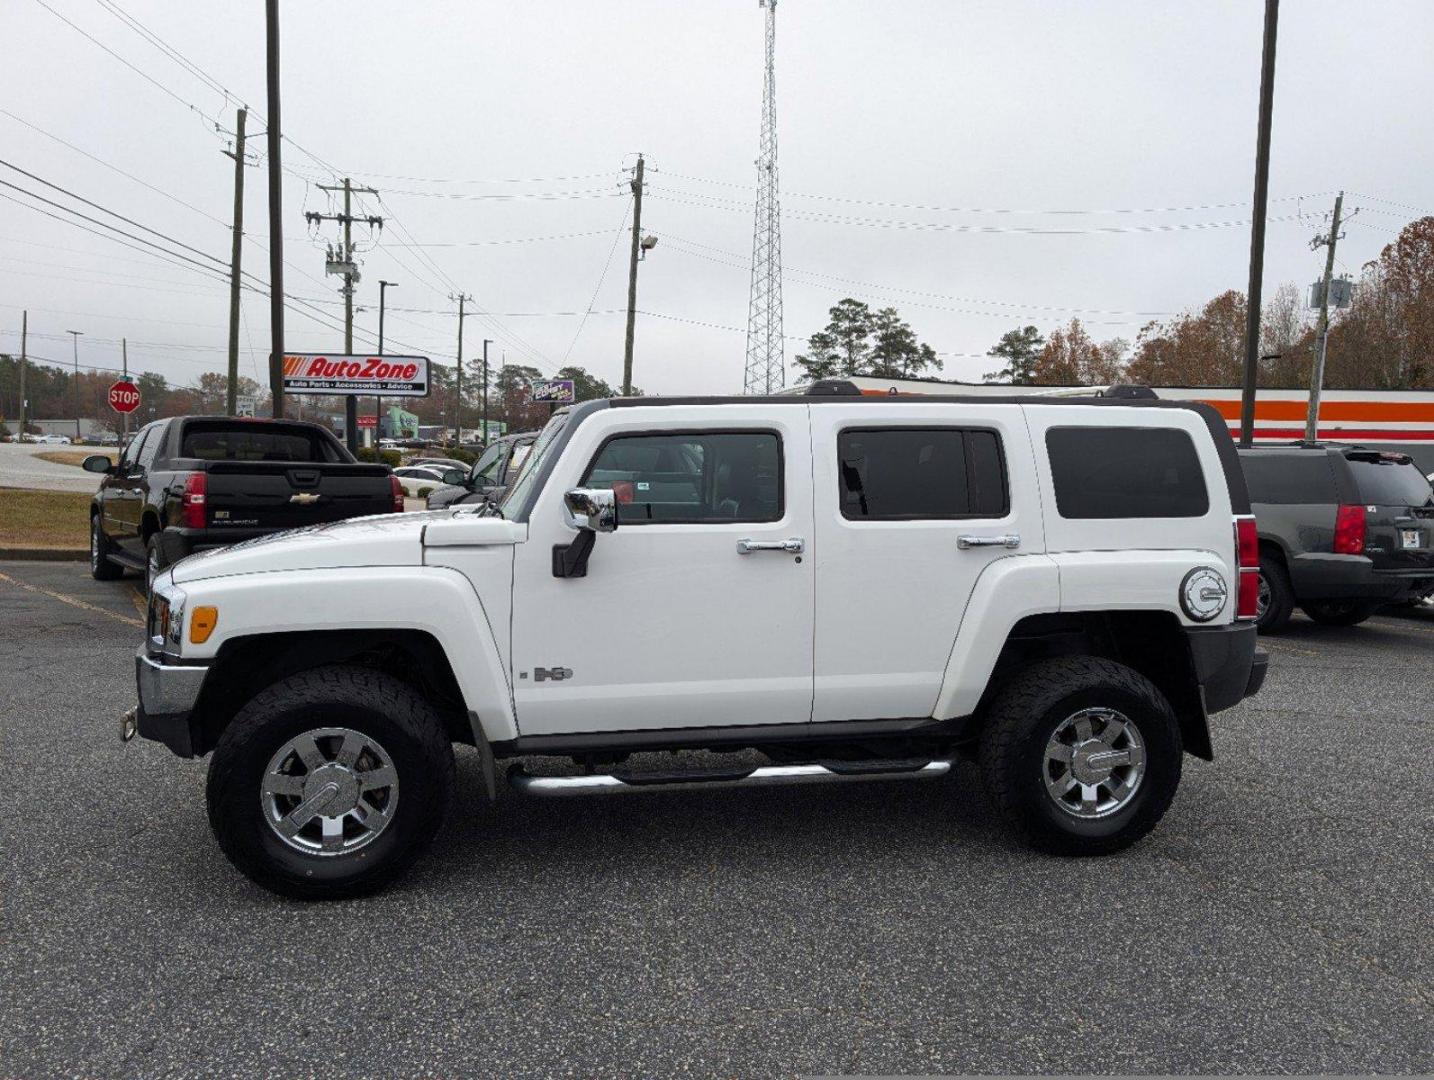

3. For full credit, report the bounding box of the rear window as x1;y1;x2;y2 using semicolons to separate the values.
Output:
1047;426;1209;519
1345;456;1433;507
1239;452;1338;504
180;422;342;463
838;428;1008;519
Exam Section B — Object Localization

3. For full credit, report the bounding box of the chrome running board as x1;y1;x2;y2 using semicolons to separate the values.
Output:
508;759;952;797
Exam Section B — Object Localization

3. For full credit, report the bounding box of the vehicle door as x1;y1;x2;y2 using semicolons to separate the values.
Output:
809;402;1041;722
509;406;815;736
108;424;153;557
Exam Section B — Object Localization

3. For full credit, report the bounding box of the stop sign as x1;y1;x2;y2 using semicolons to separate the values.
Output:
108;380;141;414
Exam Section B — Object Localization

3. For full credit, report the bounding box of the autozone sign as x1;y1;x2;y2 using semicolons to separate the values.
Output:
282;354;430;397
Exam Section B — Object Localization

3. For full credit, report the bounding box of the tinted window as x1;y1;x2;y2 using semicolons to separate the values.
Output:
1346;456;1433;507
137;424;164;469
1239;452;1338;504
1047;427;1209;519
119;426;150;469
838;428;1008;520
179;422;340;462
583;431;782;524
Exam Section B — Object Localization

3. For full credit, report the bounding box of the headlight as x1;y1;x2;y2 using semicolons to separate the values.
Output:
148;582;188;654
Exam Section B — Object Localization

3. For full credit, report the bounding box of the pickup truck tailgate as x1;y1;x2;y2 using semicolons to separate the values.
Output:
202;461;393;530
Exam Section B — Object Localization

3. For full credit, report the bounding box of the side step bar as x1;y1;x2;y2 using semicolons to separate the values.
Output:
508;759;952;797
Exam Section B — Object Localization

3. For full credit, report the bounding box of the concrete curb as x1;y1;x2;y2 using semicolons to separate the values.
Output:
0;547;88;562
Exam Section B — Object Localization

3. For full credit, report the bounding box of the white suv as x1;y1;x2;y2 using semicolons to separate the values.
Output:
130;388;1267;898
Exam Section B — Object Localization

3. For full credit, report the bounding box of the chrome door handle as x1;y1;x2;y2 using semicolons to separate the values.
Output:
957;533;1020;550
737;537;805;554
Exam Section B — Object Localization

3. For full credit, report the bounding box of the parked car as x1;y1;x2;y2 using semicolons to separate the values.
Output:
86;416;403;592
406;456;469;473
425;431;538;509
1240;444;1434;631
131;389;1264;898
33;433;72;445
392;465;449;498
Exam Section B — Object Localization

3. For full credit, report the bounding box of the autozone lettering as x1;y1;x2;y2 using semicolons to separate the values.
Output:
282;353;430;397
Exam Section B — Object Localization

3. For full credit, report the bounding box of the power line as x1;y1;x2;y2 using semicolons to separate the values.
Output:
564;202;632;365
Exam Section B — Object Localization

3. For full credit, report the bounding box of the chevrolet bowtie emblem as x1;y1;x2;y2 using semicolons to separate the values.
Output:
289;492;321;505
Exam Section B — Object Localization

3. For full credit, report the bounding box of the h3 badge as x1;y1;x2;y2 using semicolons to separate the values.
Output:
532;666;573;683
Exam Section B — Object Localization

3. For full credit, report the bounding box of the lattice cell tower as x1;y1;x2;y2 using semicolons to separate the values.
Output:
743;0;785;395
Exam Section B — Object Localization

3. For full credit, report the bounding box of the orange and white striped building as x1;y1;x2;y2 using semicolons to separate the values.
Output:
825;377;1434;471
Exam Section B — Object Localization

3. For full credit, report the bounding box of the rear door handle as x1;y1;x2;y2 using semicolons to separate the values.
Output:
957;533;1020;550
737;537;805;554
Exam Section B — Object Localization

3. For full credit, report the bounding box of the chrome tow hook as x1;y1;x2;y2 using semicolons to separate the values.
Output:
119;705;138;743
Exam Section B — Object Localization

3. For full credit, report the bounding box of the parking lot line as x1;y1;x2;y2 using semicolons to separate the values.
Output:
0;569;144;629
128;585;148;621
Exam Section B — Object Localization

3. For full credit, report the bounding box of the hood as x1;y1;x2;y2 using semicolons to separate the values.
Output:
170;511;454;583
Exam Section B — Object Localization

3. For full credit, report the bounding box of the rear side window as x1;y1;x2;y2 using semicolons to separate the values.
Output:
1239;453;1338;504
1345;456;1433;507
180;422;341;463
1047;427;1209;519
838;428;1008;520
583;431;782;524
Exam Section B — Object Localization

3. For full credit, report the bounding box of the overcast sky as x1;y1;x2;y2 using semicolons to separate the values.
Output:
3;0;1432;399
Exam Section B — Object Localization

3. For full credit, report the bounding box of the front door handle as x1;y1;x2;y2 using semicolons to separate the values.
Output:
737;537;805;554
957;533;1020;550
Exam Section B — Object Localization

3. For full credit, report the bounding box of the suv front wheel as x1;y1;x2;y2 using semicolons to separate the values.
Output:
206;665;455;899
979;657;1182;855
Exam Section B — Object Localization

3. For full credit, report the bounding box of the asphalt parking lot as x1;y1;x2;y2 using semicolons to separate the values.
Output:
1;560;1430;1077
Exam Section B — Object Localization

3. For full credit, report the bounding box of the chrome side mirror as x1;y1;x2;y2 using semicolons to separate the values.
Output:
564;487;618;533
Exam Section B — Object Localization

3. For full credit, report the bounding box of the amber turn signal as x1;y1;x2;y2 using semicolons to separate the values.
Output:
190;605;219;644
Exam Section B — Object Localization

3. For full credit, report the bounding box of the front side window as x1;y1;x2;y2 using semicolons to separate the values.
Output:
469;442;506;484
838;428;1008;520
582;431;782;524
1047;426;1209;519
119;426;150;469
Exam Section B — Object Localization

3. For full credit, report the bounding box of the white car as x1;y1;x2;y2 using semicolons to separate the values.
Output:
391;465;450;498
33;434;73;445
132;385;1266;898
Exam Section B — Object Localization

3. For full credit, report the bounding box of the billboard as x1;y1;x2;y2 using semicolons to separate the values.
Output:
282;354;429;397
531;378;575;404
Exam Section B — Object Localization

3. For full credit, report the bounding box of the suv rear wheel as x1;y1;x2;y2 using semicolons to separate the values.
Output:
90;514;122;581
1301;600;1378;627
979;657;1182;855
206;665;455;899
1255;554;1294;633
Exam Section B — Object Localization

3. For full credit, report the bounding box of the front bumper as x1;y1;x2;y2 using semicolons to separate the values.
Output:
134;647;207;757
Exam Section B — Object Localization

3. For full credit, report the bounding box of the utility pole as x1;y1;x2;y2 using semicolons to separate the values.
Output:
17;310;26;442
481;339;492;444
377;279;397;445
307;178;381;453
121;337;129;443
1239;0;1279;447
622;154;645;397
450;293;472;445
265;0;286;418
1304;191;1345;445
224;107;249;417
67;330;82;441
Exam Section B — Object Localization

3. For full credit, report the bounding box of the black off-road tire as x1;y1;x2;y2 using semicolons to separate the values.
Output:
1301;599;1378;627
90;513;123;581
1256;554;1294;633
206;665;455;900
978;656;1183;856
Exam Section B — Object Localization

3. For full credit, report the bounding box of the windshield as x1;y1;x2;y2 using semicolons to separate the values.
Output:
498;413;569;518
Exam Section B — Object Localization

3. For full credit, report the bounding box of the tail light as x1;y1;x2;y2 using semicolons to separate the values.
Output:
181;472;207;529
389;474;405;512
1334;504;1367;555
1234;515;1259;621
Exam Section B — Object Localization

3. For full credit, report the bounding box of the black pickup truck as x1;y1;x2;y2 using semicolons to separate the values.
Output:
85;416;401;591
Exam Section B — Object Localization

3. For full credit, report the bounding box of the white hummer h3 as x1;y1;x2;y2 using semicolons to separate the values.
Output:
132;386;1268;898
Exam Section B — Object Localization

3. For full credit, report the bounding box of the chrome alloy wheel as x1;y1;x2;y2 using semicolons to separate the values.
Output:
261;727;400;856
145;544;159;594
1042;707;1146;819
90;517;101;572
1256;572;1272;619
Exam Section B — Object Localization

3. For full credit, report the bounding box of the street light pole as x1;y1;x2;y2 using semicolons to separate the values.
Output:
66;330;82;441
481;339;492;445
377;279;397;446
